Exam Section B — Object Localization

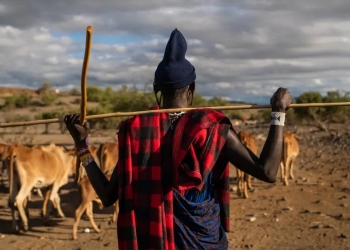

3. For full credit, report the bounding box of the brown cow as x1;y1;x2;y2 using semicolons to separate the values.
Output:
280;131;300;186
236;131;258;198
40;145;77;217
70;142;119;239
72;174;118;240
1;143;76;232
97;142;118;174
73;142;116;189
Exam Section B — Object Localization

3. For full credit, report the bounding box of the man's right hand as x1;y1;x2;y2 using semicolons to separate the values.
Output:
64;114;90;145
270;87;293;112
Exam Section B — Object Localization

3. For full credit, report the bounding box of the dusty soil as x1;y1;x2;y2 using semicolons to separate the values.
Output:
0;120;349;249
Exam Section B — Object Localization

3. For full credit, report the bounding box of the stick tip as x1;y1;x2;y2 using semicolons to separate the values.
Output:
87;26;93;32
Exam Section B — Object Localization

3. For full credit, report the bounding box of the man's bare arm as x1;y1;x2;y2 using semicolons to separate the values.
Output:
222;87;292;183
223;125;283;183
83;160;119;207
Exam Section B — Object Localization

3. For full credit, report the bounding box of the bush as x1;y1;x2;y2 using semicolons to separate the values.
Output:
3;94;33;109
86;105;121;130
293;90;350;130
87;85;105;102
41;93;58;106
5;114;31;122
4;84;350;131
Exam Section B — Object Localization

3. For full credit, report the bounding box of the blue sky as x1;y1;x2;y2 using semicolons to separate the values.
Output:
1;0;350;104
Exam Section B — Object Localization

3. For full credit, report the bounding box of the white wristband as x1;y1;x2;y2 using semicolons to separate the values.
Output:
270;112;285;126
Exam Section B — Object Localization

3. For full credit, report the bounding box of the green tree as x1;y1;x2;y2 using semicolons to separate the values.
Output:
295;91;327;131
86;85;106;102
36;82;52;95
322;91;350;122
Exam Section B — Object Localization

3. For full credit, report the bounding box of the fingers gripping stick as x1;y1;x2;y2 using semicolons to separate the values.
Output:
80;26;93;126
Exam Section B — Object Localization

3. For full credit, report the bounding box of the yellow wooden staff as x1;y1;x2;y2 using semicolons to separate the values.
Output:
80;26;92;126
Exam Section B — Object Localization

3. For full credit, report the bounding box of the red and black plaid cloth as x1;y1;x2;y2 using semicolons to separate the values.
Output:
116;106;233;250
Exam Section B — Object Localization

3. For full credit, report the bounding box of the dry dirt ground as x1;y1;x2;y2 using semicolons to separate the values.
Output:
0;123;349;250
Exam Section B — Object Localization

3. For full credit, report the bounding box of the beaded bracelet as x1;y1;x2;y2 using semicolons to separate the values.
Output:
76;144;94;167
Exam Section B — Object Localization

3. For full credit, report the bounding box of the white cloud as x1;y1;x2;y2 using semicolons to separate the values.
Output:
0;0;350;103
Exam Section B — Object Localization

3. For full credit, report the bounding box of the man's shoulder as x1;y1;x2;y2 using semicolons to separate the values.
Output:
180;108;231;129
117;110;162;130
185;108;228;121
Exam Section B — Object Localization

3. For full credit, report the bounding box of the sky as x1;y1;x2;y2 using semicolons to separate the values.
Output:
1;1;350;104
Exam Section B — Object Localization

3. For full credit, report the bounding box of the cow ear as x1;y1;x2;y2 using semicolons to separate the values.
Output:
294;135;303;140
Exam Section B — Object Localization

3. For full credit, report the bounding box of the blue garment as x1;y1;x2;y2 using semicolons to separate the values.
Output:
173;171;228;250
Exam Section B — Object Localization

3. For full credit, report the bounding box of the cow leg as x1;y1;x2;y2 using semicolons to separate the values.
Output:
44;183;62;224
280;162;285;182
236;169;242;197
289;157;296;180
42;186;58;217
243;174;249;199
53;193;65;218
94;199;104;210
8;168;21;233
10;204;18;232
239;174;244;197
247;174;253;190
112;201;118;222
8;195;18;233
23;197;30;219
15;183;33;231
283;158;291;186
108;201;119;225
72;200;89;240
86;201;100;233
42;188;50;217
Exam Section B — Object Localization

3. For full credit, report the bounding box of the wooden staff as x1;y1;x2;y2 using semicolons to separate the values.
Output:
0;102;350;128
80;26;92;126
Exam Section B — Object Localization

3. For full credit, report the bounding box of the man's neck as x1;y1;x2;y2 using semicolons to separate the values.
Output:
162;102;188;109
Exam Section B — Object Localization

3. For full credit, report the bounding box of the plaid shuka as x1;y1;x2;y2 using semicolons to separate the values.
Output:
172;109;232;249
116;106;233;250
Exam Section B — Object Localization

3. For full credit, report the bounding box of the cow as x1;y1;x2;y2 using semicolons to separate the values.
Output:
72;174;118;240
280;131;300;186
40;145;77;217
71;142;119;239
1;143;76;232
236;131;258;198
97;142;118;174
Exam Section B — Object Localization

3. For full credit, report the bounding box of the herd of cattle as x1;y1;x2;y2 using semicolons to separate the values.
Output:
0;141;119;240
0;129;300;240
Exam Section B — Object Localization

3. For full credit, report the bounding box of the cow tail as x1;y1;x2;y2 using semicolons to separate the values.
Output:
8;148;14;200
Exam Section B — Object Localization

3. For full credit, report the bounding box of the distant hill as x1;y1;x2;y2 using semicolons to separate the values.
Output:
229;100;257;105
0;87;38;97
0;87;70;97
